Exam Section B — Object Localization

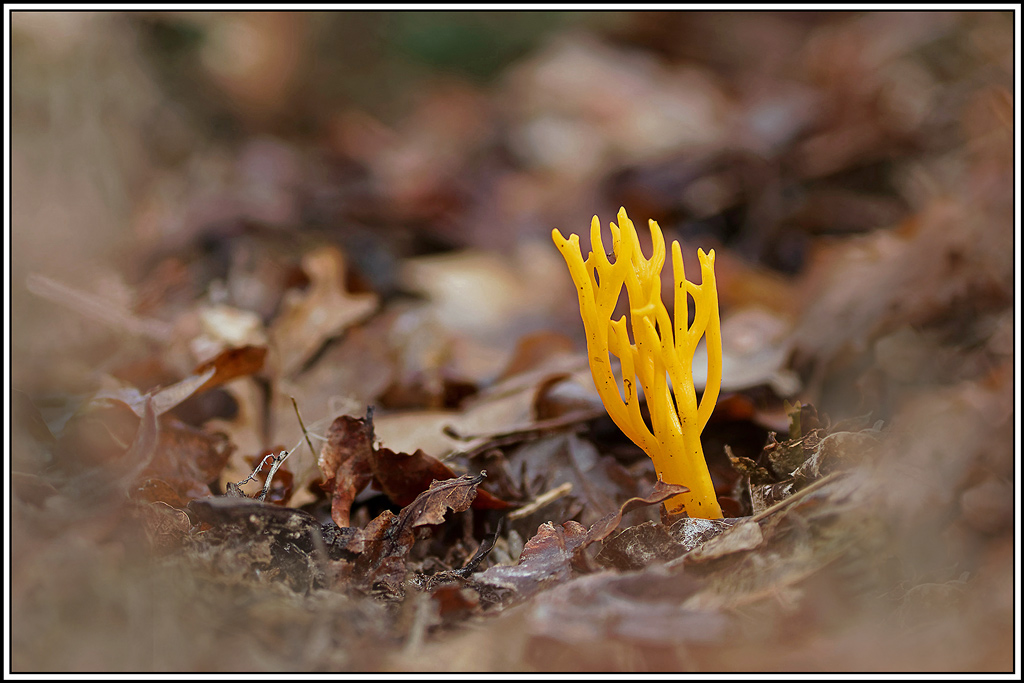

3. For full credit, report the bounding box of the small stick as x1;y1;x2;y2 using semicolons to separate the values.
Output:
231;449;291;502
233;453;278;488
291;396;318;460
748;472;842;524
256;450;290;502
507;482;574;520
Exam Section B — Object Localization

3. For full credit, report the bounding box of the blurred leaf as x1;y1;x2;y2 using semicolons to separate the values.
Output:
270;246;378;377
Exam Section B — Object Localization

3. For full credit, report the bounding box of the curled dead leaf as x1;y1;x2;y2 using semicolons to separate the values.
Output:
372;446;510;511
193;345;267;394
346;472;490;598
93;368;214;419
583;480;689;547
318;411;511;528
318;413;375;528
92;346;265;422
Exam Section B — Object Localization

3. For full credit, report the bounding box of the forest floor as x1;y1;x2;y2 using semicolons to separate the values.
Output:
8;11;1017;673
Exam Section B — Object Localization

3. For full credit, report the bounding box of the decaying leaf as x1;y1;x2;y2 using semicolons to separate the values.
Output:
89;345;266;421
318;412;376;528
371;446;509;511
729;411;882;516
590;481;714;571
123;401;158;469
318;411;510;527
372;410;468;463
370;446;467;507
192;345;268;394
51;383;233;509
472;480;685;605
148;367;219;417
474;520;589;606
93;368;214;419
597;516;738;572
582;480;688;547
133;416;233;506
344;472;489;598
595;521;683;571
504;433;630;529
369;342;600;463
683;519;764;564
49;396;160;502
270;246;378;377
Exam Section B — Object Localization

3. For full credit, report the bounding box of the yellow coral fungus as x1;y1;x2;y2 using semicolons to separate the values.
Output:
552;208;723;519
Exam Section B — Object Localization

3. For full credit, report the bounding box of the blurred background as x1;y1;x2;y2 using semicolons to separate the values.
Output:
11;10;1015;403
9;10;1016;672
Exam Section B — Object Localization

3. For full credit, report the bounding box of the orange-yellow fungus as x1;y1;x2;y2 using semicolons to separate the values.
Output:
553;208;723;518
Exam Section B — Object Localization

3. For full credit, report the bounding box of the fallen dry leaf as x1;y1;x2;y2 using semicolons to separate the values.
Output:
89;345;265;421
192;345;267;394
474;520;589;606
594;521;683;571
204;377;267;493
318;412;375;528
371;446;510;511
270;246;378;377
581;479;689;548
473;481;684;606
318;411;509;527
93;368;214;418
372;410;468;462
133;416;233;506
345;472;489;598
